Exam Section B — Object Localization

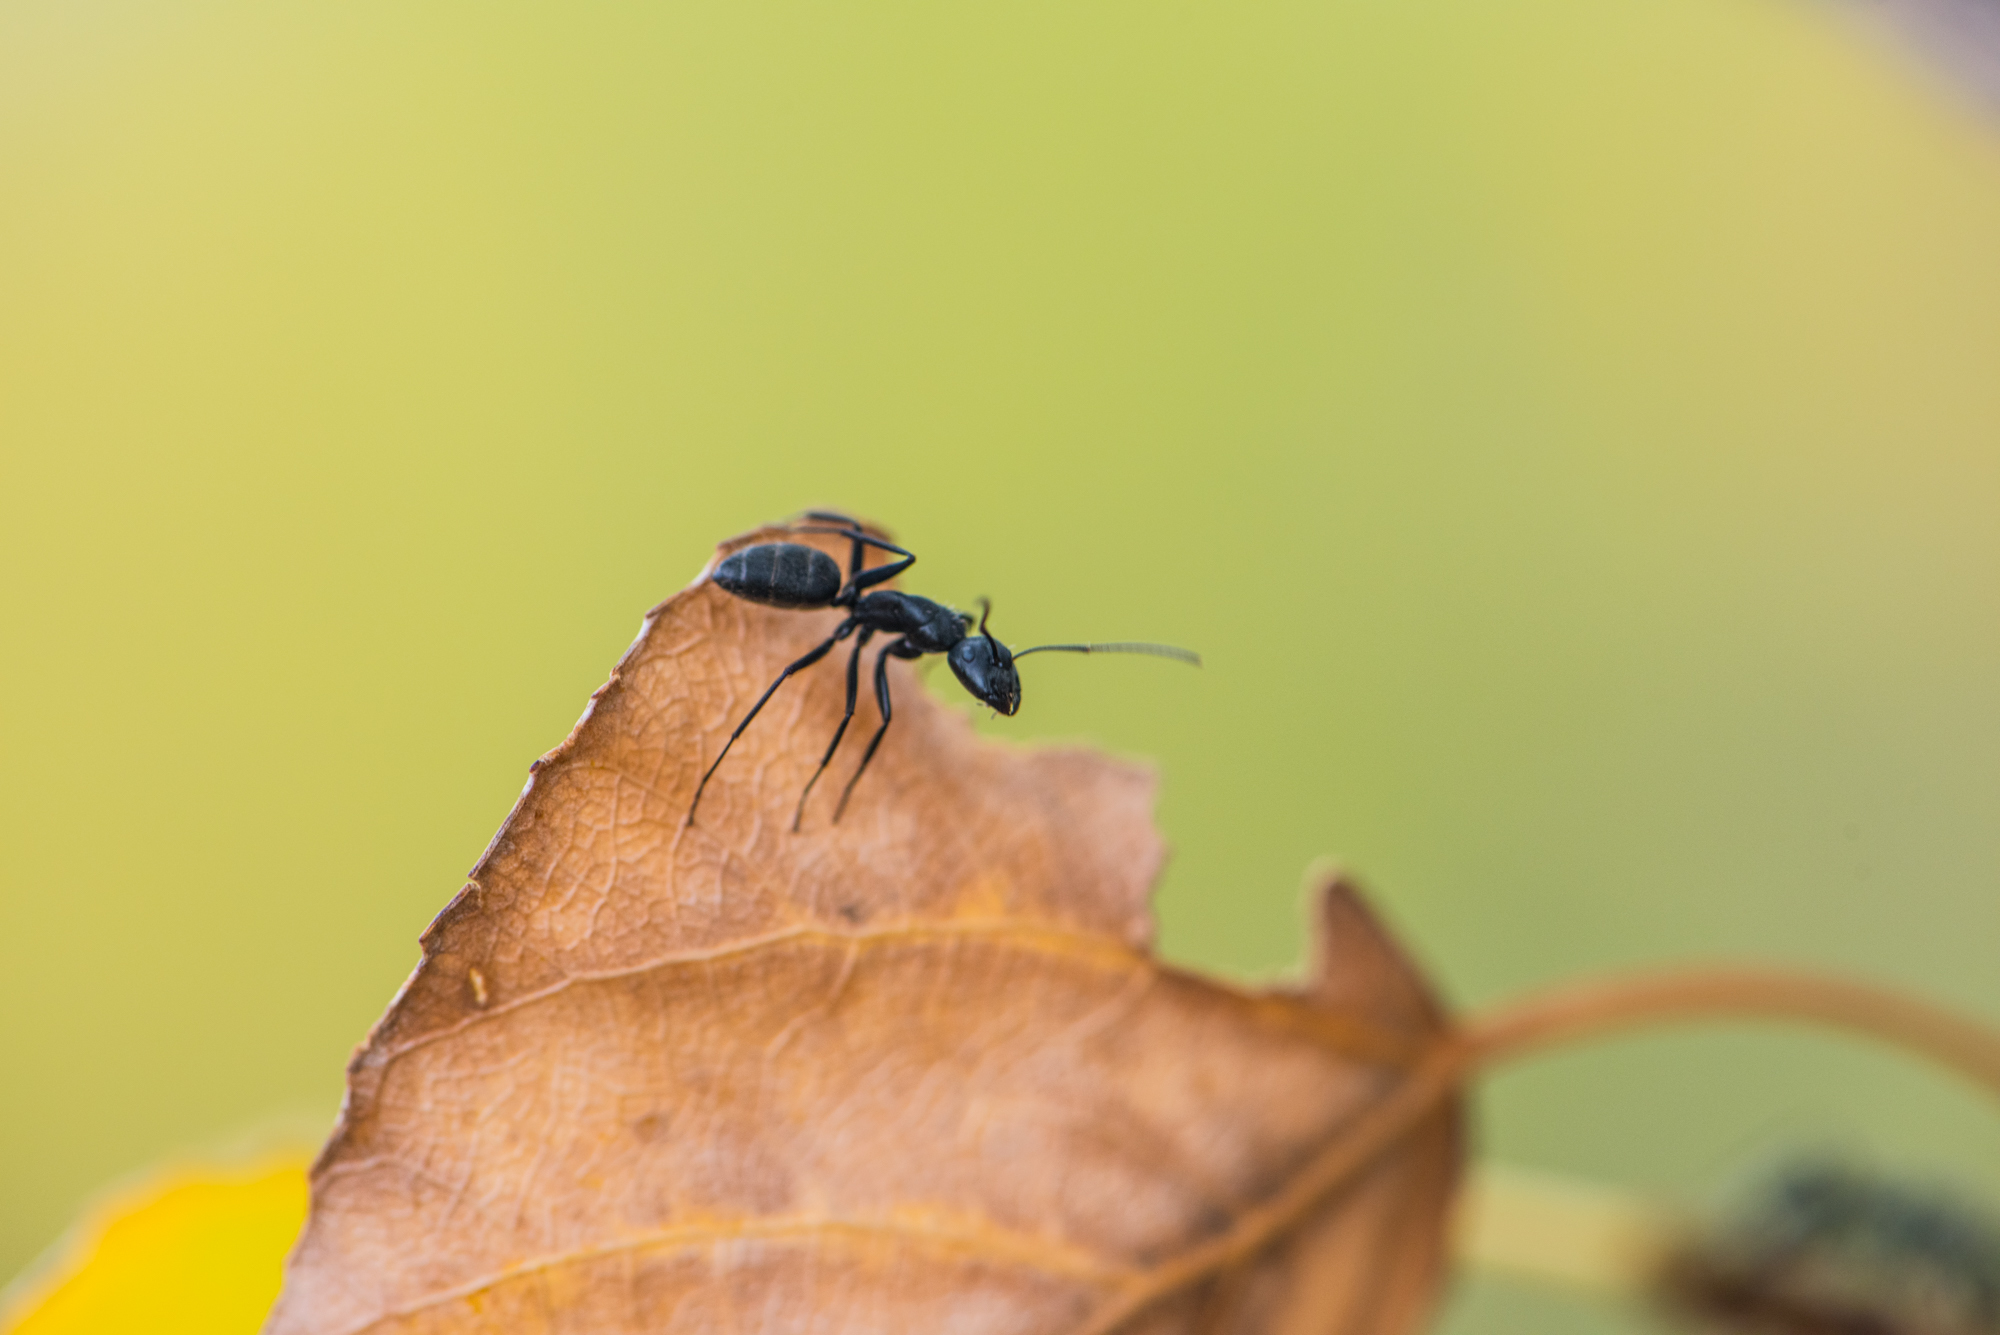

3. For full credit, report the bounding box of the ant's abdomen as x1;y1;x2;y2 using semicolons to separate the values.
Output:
713;542;843;609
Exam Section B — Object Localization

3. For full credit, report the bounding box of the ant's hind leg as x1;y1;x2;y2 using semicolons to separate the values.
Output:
686;619;855;825
833;640;919;824
792;628;874;831
788;519;915;594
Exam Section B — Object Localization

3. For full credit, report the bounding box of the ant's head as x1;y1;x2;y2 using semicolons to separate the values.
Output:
947;598;1021;716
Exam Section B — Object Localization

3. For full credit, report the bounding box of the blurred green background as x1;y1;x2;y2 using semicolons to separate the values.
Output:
3;0;1997;1329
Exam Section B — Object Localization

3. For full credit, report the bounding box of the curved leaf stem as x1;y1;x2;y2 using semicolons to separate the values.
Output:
1462;966;2000;1097
1074;966;2000;1335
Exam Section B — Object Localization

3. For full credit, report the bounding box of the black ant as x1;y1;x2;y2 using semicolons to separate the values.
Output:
686;512;1199;830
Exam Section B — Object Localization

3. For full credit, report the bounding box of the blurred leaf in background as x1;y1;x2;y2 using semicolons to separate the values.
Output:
0;1159;305;1335
2;0;1997;1331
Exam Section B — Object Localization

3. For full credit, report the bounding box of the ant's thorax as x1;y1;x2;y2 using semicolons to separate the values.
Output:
851;590;967;654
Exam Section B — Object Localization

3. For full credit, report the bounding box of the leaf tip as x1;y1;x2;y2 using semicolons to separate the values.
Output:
1302;863;1452;1042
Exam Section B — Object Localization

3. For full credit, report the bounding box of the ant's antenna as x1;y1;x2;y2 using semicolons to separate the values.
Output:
1013;642;1202;667
982;597;1196;665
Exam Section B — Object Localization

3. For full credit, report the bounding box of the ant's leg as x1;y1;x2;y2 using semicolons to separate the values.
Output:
840;547;914;596
788;524;915;594
792;627;875;831
832;640;920;824
797;510;866;580
686;619;855;825
800;513;871;587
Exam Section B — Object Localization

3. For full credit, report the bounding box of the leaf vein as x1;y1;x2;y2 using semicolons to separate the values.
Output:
336;1213;1135;1335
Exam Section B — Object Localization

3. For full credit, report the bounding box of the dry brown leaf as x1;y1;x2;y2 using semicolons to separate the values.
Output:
267;520;1463;1335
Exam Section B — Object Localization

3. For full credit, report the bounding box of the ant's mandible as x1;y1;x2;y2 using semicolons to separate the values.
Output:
686;512;1199;830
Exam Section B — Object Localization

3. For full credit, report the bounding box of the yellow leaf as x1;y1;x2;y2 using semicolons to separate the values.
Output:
2;1160;308;1335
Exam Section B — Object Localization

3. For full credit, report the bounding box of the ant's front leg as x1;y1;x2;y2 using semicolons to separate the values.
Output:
832;638;923;824
792;626;875;831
